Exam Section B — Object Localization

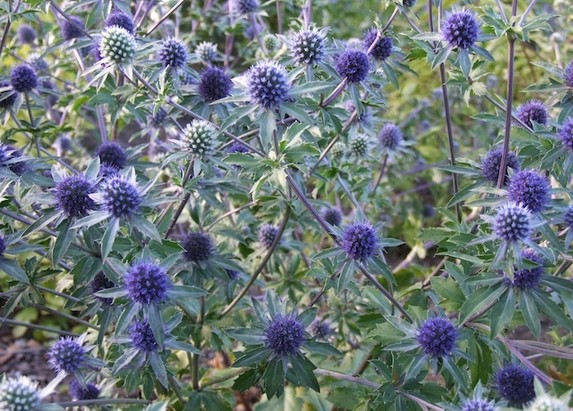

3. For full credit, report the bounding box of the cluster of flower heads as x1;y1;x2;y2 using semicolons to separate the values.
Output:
0;80;17;110
508;170;550;213
290;27;326;66
158;38;188;69
47;337;87;374
495;364;535;405
0;375;41;411
98;26;136;65
493;202;531;243
17;24;36;44
91;272;115;305
181;120;216;156
350;135;369;157
105;9;135;34
10;64;37;93
558;117;573;151
460;398;495;411
564;61;573;89
69;379;100;401
0;144;27;175
100;175;142;218
336;49;370;83
60;16;85;40
322;206;342;226
378;123;402;151
54;175;96;218
130;320;159;352
258;224;280;249
505;249;544;290
198;67;232;102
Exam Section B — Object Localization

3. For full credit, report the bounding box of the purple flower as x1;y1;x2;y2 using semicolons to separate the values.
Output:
195;42;217;63
28;54;48;73
495;365;535;405
158;38;188;69
341;223;378;261
247;61;290;109
150;107;167;127
95;142;127;169
493;202;531;242
258;224;280;249
0;236;6;256
235;0;259;14
100;176;142;218
10;64;37;93
417;317;457;358
461;399;495;411
198;67;233;102
481;148;520;184
0;144;27;175
311;318;333;339
98;164;120;178
181;231;215;263
505;249;544;290
290;28;326;66
90;272;115;305
265;314;305;357
507;169;550;213
99;26;136;65
564;60;573;88
336;49;370;83
441;10;480;49
17;24;36;44
363;29;393;61
378;123;402;150
564;205;573;228
130;320;159;352
105;10;135;34
124;261;171;305
48;337;87;374
55;175;97;218
228;141;250;154
322;207;342;226
69;379;100;400
60;16;85;41
558;117;573;151
516;100;549;129
0;80;17;109
226;269;240;280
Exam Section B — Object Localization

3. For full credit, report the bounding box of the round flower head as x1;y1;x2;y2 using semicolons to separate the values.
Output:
124;261;171;305
99;26;136;65
558;117;573;151
158;38;188;69
48;337;87;374
195;41;217;63
461;399;495;411
564;205;573;228
322;207;342;226
0;375;41;411
98;164;120;178
28;54;48;73
506;249;544;290
258;224;280;249
481;148;520;184
263;34;279;53
378;123;402;150
311;318;333;339
0;144;27;175
350;135;369;157
181;231;214;263
508;169;550;213
341;223;379;261
516;100;549;129
198;67;233;102
493;202;531;242
69;379;100;400
55;176;97;218
527;394;570;411
290;27;326;66
363;29;393;61
336;49;370;83
90;272;115;305
60;16;85;40
563;60;573;88
235;0;259;14
17;24;36;44
228;141;250;154
10;64;37;93
95;142;127;169
130;320;159;352
150;107;167;127
495;365;535;405
417;317;457;358
441;10;480;49
0;80;17;110
247;61;290;109
0;237;6;256
181;120;216;156
105;10;135;34
100;175;142;218
265;314;305;357
331;142;345;160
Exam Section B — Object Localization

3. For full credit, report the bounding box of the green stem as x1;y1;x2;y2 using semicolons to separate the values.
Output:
0;317;79;336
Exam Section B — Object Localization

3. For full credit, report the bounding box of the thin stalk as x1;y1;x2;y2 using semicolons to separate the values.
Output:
199;367;247;389
276;0;283;34
191;295;205;391
371;153;389;192
28;302;98;330
205;201;256;231
136;0;156;29
144;0;185;36
382;7;399;32
49;0;92;39
0;317;79;336
57;399;150;407
165;161;194;239
400;392;445;411
314;368;379;389
35;285;83;304
320;78;348;108
303;0;312;29
307;265;345;307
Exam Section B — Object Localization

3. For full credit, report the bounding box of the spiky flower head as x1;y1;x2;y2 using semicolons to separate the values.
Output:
363;29;393;61
322;207;342;226
336;49;370;83
27;54;48;73
481;148;520;184
0;375;41;411
290;27;326;66
150;107;167;127
461;398;495;411
90;272;115;305
99;26;136;65
265;314;305;358
564;205;573;228
350;135;369;157
69;379;100;401
331;142;345;160
130;320;159;352
516;100;549;129
181;120;216;156
505;249;544;290
125;261;171;305
98;164;120;179
258;224;280;249
0;237;6;256
558;117;573;151
48;337;87;374
563;61;573;88
508;169;550;213
199;67;233;102
158;38;188;69
95;142;127;169
493;202;531;243
235;0;259;14
341;223;379;261
100;175;142;218
17;24;36;44
527;394;570;411
55;175;97;218
378;123;402;150
181;231;215;263
228;141;250;154
441;10;480;49
0;80;17;109
417;317;457;358
247;61;290;109
311;318;333;339
60;16;85;40
105;10;135;34
195;41;217;62
495;365;535;405
0;144;27;175
10;64;37;93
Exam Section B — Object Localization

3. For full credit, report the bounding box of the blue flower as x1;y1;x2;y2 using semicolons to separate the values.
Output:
17;24;36;44
10;64;37;93
69;379;100;400
336;49;370;83
558;117;573;151
493;202;531;243
461;398;495;411
158;38;188;69
55;176;97;218
0;80;17;109
441;10;480;49
60;16;85;40
195;42;217;63
124;261;171;305
90;272;115;305
0;237;6;256
516;100;549;129
150;107;167;127
181;231;215;263
0;144;27;175
98;164;120;178
341;223;378;261
181;120;216;156
564;60;573;88
495;365;535;405
235;0;259;14
199;67;232;102
322;207;342;226
416;317;457;358
95;142;127;169
505;249;544;290
481;148;520;184
378;123;402;150
265;314;305;358
100;175;142;218
311;318;333;339
363;29;393;61
105;10;135;34
290;27;326;66
508;169;550;213
0;375;41;411
258;224;280;249
130;320;159;352
48;337;87;374
564;205;573;228
247;61;290;109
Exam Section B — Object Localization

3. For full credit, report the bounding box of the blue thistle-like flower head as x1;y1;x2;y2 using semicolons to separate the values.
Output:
90;272;115;305
516;99;549;129
558;117;573;151
48;337;87;374
481;148;520;184
195;41;217;62
130;320;159;352
100;175;142;218
228;141;250;154
26;55;47;74
181;231;215;263
199;67;233;103
265;314;305;358
69;379;100;400
564;60;573;88
290;27;326;66
378;123;402;150
461;398;495;411
17;24;36;44
336;49;370;83
150;107;167;127
495;365;535;405
493;202;531;243
105;10;135;34
363;29;393;61
54;175;97;218
99;26;136;65
98;164;120;179
0;144;27;175
95;142;127;169
181;120;216;156
564;205;573;228
258;224;280;249
441;10;480;49
0;237;6;256
322;207;342;226
350;135;369;157
60;16;85;40
0;375;41;411
158;38;188;69
10;64;37;93
341;223;378;261
247;61;290;109
417;316;457;358
505;249;544;290
0;80;17;110
235;0;259;14
508;169;550;213
124;261;171;305
311;318;333;339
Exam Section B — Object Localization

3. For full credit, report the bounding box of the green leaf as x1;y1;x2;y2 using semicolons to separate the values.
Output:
263;358;285;398
260;109;276;152
149;352;169;388
70;210;109;229
227;328;266;345
101;217;120;260
22;210;60;238
459;284;505;324
304;340;342;356
431;277;465;310
489;287;514;337
520;292;540;338
232;346;269;367
52;220;74;266
168;285;206;299
0;258;29;284
290;354;319;392
131;214;161;242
